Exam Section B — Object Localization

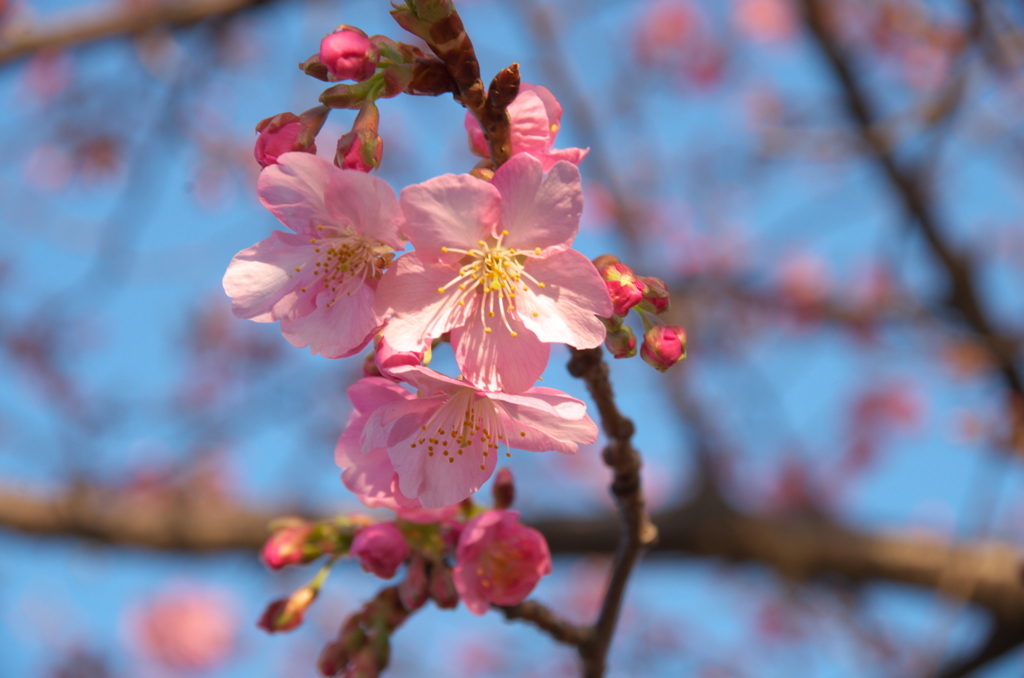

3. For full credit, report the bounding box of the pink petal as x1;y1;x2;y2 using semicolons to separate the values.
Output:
386;364;466;396
341;446;420;510
491;156;583;255
323;170;404;249
491;391;598;455
526;84;563;130
362;396;440;451
257;153;335;236
376;254;475;352
347;377;414;416
537;147;589;173
452;560;489;615
222;231;318;321
463;111;490;159
399;174;501;263
280;282;380;358
516;248;612;347
451;311;549;394
507;89;553;156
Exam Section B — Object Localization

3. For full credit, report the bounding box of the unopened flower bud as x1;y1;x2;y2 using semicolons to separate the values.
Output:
599;263;645;316
492;467;515;510
319;27;379;82
637;276;670;314
337;101;383;172
640;325;687;372
253;106;329;168
317;639;350;677
257;586;317;633
428;563;460;609
350;523;409;579
605;324;637;359
398;555;429;611
262;522;314;570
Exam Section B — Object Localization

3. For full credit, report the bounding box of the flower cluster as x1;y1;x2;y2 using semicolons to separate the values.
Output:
225;1;684;672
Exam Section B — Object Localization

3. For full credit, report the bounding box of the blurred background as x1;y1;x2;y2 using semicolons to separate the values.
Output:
3;0;1024;675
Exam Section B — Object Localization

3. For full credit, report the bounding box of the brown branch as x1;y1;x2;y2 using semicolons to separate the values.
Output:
0;0;273;65
798;0;1023;397
497;600;592;647
567;348;658;678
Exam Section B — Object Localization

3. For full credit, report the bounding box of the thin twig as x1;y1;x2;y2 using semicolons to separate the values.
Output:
567;348;658;678
497;601;592;646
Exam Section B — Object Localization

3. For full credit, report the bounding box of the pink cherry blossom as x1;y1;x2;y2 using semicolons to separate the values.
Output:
350;522;410;578
223;152;403;359
453;510;552;615
335;377;422;510
262;522;314;570
376;153;613;393
128;584;237;671
360;365;598;509
465;83;588;171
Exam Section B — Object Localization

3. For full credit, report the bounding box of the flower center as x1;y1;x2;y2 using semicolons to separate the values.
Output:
408;389;522;470
436;230;546;336
294;228;392;308
479;535;533;591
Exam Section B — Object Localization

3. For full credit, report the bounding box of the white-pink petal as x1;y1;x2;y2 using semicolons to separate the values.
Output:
399;174;501;262
280;282;380;358
222;231;318;322
516;249;612;347
257;153;336;236
451;312;549;394
491;155;583;255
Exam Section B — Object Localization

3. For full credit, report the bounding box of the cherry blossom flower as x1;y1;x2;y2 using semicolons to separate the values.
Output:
335;376;422;510
223;152;403;358
376;153;612;393
465;83;588;171
453;510;552;614
360;365;598;509
128;584;237;671
350;523;410;578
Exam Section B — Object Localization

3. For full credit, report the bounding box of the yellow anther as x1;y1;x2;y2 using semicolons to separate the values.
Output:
489;311;495;317
310;239;316;243
510;332;518;337
508;305;514;311
458;300;466;306
534;247;541;255
441;246;449;253
479;465;485;470
317;225;323;230
437;287;445;293
294;267;301;272
520;432;526;437
501;229;509;236
533;312;539;317
485;327;492;334
478;240;486;246
459;284;466;290
538;282;546;288
550;123;559;133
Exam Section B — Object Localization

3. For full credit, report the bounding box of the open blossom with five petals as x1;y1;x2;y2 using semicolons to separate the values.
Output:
223;152;403;358
375;153;613;393
361;365;598;509
465;83;588;172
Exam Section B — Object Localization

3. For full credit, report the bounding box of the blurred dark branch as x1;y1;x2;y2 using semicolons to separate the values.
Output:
3;482;1024;631
497;600;591;646
0;0;275;65
799;0;1023;397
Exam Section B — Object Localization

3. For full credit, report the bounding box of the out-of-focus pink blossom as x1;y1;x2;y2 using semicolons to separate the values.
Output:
319;27;379;82
377;153;612;393
223;152;403;359
129;584;237;671
732;0;797;44
350;523;410;579
453;510;552;615
599;263;645;316
465;83;588;171
361;365;598;508
640;325;687;372
777;253;830;309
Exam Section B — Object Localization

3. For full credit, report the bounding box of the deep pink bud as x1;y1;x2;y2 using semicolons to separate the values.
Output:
257;587;316;633
261;523;314;570
605;324;637;359
350;523;409;579
319;27;378;82
428;563;460;609
600;263;645;316
637;276;670;314
640;325;687;372
398;555;429;611
453;510;551;615
253;107;328;168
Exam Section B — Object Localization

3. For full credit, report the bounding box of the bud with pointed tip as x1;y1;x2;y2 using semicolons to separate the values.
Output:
257;587;317;633
640;325;687;372
320;27;379;82
336;101;383;172
492;468;515;510
637;276;670;314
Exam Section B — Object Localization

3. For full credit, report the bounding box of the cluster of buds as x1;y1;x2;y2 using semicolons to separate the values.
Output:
318;587;410;678
592;255;686;371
